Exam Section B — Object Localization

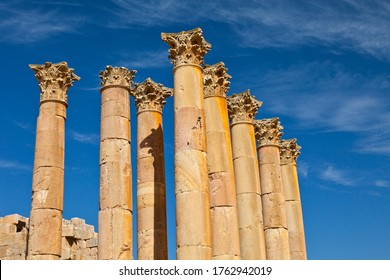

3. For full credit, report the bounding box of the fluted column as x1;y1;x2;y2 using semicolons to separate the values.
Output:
132;78;172;260
227;90;266;260
203;63;240;260
98;66;135;260
280;139;307;260
28;62;79;260
161;28;212;259
254;118;290;259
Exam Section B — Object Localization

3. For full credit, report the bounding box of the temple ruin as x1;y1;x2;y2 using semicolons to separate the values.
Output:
0;27;306;260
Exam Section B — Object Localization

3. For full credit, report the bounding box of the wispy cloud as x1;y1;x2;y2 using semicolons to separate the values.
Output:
68;130;99;145
245;61;390;156
105;0;390;60
0;1;84;43
0;159;31;171
298;161;308;178
117;50;169;69
320;165;356;186
375;180;390;188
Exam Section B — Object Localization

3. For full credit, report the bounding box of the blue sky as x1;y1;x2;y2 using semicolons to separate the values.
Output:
0;0;389;260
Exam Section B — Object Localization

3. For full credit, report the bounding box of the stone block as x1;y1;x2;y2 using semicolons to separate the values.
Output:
101;97;130;119
0;224;16;234
100;161;132;210
98;209;113;260
136;157;165;184
100;115;130;141
112;208;132;260
204;97;230;132
175;107;207;152
39;102;66;119
175;150;209;194
31;166;64;211
209;172;236;207
86;237;98;248
259;163;283;194
210;206;240;258
261;193;288;229
176;245;212;260
100;139;131;165
176;191;211;247
28;209;62;257
173;65;203;108
258;146;281;164
239;227;266;260
264;228;290;260
206;131;231;173
231;124;257;159
233;156;261;194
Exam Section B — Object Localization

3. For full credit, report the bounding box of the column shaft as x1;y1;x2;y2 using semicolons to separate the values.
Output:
280;139;307;259
203;63;240;260
98;66;135;260
162;28;212;260
133;78;171;260
27;62;79;260
227;90;266;260
255;119;290;260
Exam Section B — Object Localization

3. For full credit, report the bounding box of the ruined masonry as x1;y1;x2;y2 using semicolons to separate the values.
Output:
0;27;307;260
0;214;98;260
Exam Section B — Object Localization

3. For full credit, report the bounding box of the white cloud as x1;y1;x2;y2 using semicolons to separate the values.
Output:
68;130;99;145
0;1;84;43
106;0;390;60
375;180;390;188
244;61;390;156
320;165;356;186
0;159;31;171
117;50;169;69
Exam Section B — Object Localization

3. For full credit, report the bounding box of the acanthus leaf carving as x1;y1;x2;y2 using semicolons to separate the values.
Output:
132;78;172;113
161;28;211;67
29;61;80;105
203;62;231;98
254;118;284;146
227;90;262;124
280;138;301;164
99;66;136;88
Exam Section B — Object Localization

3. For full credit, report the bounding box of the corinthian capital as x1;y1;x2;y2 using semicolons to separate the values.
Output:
132;78;172;113
161;27;211;67
226;90;262;124
280;138;301;165
29;61;80;106
254;118;284;147
99;66;136;89
203;62;231;98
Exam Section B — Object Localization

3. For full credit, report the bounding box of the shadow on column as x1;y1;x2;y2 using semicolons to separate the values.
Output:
139;124;168;259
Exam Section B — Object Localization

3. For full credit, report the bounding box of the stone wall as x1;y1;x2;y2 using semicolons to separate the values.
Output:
0;214;98;260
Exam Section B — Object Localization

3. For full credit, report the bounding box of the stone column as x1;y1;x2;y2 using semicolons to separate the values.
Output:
227;90;266;260
203;63;240;260
98;66;136;260
280;139;307;260
28;62;79;260
132;78;172;260
254;118;290;260
161;28;212;259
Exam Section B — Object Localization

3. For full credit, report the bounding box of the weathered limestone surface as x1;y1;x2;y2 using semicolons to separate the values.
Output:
280;139;307;260
162;28;212;259
132;78;172;260
255;118;290;260
0;215;98;260
28;62;79;260
203;62;240;260
227;90;266;260
99;66;135;260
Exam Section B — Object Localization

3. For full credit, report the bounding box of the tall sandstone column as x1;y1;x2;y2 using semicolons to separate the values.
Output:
161;28;212;259
227;90;266;260
98;66;135;260
254;118;290;260
280;139;307;260
28;62;79;260
132;78;172;260
203;63;240;260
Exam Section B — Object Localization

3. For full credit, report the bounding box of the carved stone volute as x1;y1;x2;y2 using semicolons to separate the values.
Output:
99;66;136;90
280;138;301;165
227;90;262;124
29;61;80;106
132;78;172;113
254;118;284;147
203;62;231;98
